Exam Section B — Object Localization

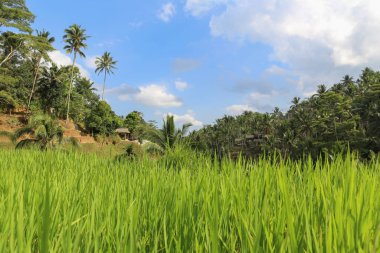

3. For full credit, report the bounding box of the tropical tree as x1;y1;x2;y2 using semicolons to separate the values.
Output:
37;64;68;116
27;30;55;111
0;0;35;33
147;115;192;151
84;101;122;136
0;31;26;67
317;84;327;95
95;51;117;100
124;111;143;134
63;24;89;123
291;97;301;108
10;114;63;150
0;90;17;114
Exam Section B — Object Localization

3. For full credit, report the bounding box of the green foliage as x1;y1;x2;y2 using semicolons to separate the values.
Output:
0;90;17;113
12;114;63;150
27;30;55;110
95;51;117;100
147;115;191;151
63;24;88;57
124;111;144;134
189;68;380;159
116;143;144;161
0;0;35;33
63;24;89;122
85;101;122;136
0;151;380;252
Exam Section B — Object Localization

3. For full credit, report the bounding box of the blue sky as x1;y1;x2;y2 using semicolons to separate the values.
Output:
27;0;380;127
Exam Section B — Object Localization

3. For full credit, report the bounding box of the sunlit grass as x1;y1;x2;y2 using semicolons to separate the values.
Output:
0;150;379;252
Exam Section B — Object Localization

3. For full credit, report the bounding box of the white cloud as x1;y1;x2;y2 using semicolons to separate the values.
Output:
135;84;182;107
158;3;176;22
226;104;255;115
166;111;203;127
175;80;189;91
85;56;98;70
185;0;229;16
106;83;182;108
202;0;380;91
48;50;90;78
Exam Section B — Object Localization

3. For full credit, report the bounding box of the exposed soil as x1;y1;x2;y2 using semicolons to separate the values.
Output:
0;113;96;144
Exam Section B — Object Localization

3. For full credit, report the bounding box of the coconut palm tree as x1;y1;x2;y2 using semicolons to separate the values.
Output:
95;52;117;100
317;84;327;95
63;24;89;123
27;30;55;111
11;115;63;150
147;115;192;151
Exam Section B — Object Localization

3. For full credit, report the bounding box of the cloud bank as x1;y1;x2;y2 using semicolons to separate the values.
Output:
187;0;380;93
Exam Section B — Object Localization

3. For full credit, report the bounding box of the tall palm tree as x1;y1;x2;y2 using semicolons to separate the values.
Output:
147;115;192;151
63;24;89;123
95;52;117;100
27;30;55;111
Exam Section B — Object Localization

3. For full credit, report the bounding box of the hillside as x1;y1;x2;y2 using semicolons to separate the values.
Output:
0;113;96;144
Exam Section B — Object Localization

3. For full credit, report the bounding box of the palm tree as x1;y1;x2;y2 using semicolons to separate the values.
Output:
147;115;192;151
10;115;63;150
63;24;89;123
27;30;55;111
317;84;327;95
291;97;301;109
95;52;117;100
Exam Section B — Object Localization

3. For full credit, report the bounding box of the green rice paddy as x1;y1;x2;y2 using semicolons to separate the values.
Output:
0;150;379;252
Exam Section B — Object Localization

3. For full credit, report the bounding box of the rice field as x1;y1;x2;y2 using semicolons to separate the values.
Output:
0;150;379;252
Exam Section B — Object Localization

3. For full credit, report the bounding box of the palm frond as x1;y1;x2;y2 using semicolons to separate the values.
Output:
14;127;34;140
15;139;38;149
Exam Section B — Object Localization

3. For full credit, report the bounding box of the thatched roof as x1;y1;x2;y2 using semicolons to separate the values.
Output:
115;128;130;134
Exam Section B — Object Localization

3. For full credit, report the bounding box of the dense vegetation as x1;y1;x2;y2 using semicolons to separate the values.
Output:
0;150;379;252
1;2;380;252
0;0;149;138
1;1;380;160
189;71;380;159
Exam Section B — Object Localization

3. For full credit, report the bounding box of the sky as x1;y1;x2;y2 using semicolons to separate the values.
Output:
27;0;380;128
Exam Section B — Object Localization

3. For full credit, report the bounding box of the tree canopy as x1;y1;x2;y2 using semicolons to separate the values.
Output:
0;0;35;33
188;68;380;159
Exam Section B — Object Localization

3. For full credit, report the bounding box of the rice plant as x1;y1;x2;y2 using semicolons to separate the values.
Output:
0;150;379;252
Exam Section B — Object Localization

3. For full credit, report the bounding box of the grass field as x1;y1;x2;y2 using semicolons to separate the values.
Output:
0;150;379;252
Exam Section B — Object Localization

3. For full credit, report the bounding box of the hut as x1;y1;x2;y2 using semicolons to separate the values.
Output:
115;128;131;141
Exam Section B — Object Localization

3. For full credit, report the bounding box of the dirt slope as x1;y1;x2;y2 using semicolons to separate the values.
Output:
0;113;96;144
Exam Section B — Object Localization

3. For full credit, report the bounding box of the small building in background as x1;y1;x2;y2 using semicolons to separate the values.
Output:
115;128;131;141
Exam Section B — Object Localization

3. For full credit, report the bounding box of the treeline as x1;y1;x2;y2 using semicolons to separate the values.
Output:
0;0;153;138
2;1;380;158
189;69;380;159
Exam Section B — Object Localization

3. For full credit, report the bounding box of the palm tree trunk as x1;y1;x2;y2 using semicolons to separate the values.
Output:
27;56;42;112
66;53;77;124
102;72;107;101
